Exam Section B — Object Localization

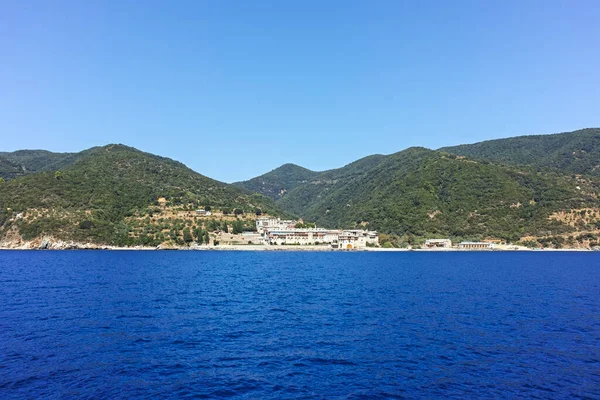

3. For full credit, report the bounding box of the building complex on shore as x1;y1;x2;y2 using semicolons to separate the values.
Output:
423;238;496;250
256;218;379;249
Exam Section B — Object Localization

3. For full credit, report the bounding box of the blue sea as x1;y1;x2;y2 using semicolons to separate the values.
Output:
1;251;599;399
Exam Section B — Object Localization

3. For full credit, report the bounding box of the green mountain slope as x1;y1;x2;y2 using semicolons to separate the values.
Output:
0;144;282;246
440;128;600;176
0;156;25;180
234;154;387;201
275;154;387;216
0;149;79;178
276;147;600;244
233;163;320;200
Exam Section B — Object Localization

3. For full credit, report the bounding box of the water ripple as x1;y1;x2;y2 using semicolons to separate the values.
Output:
0;250;599;398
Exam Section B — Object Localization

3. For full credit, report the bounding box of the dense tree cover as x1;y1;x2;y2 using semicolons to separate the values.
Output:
0;144;284;245
274;147;600;243
236;128;600;244
0;156;25;180
0;150;81;180
232;220;244;234
274;153;388;214
295;222;316;228
4;127;600;248
440;128;600;176
234;154;388;204
233;163;321;200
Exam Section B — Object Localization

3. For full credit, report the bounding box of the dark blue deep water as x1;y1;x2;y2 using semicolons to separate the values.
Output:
1;251;599;399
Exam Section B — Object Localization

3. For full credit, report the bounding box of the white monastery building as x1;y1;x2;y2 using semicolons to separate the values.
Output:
256;217;378;249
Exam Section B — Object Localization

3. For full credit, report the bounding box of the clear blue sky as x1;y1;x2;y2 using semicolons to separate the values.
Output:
1;1;599;182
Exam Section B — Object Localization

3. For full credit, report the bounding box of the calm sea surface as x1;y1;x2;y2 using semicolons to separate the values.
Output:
1;251;599;399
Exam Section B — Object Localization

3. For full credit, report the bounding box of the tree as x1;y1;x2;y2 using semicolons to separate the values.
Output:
244;221;257;232
79;220;95;230
183;229;193;243
234;208;244;216
232;220;244;234
295;222;316;228
254;208;262;216
207;219;218;231
194;228;205;243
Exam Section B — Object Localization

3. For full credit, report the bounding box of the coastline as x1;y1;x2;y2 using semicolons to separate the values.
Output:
0;242;595;252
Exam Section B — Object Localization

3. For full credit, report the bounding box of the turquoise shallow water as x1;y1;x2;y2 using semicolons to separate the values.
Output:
1;251;599;398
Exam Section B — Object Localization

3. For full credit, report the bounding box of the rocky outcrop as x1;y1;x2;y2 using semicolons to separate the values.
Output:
0;237;119;250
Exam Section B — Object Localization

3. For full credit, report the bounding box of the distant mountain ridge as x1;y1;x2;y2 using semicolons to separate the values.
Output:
439;128;600;176
0;157;24;180
0;149;79;180
234;155;387;200
2;127;600;249
280;147;598;239
237;128;600;247
233;163;320;200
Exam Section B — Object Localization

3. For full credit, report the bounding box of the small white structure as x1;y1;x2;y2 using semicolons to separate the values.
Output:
459;241;494;250
424;239;452;248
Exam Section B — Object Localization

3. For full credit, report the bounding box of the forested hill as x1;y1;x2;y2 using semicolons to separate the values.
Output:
0;157;24;180
233;163;320;200
0;150;79;180
0;144;282;246
275;147;600;244
234;154;387;201
4;127;600;249
439;128;600;176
